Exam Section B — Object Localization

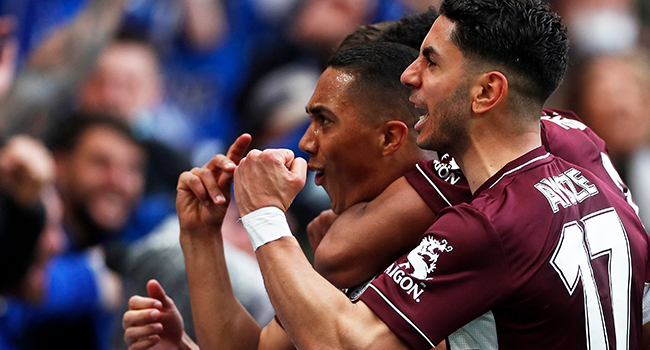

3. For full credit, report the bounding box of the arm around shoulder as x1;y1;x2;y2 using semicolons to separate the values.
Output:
314;176;436;289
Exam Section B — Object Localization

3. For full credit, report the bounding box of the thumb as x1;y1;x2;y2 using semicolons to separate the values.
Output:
147;279;173;308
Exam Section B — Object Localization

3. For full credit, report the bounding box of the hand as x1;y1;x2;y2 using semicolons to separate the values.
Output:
123;280;185;350
233;148;307;216
176;134;251;231
0;135;55;207
307;210;339;253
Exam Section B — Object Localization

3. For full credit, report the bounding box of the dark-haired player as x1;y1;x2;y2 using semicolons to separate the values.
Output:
232;0;650;349
124;42;427;350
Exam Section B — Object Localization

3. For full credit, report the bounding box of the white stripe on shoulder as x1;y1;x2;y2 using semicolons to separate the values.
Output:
489;153;551;189
368;284;436;348
416;163;453;207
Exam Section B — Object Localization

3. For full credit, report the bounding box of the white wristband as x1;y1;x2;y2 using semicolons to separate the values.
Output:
241;206;293;251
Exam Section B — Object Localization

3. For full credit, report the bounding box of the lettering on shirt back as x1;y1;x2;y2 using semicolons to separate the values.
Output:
534;168;599;213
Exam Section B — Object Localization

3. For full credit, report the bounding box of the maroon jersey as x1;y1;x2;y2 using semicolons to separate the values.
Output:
360;147;650;349
404;109;637;215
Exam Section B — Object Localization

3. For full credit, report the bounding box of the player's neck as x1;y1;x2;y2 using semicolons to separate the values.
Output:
455;124;542;194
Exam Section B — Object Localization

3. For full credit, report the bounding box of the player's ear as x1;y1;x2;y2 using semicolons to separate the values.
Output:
381;120;409;156
471;71;507;114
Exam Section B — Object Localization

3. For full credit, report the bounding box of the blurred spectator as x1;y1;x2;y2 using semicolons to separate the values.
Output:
0;0;125;138
78;32;194;154
0;136;55;294
77;33;193;242
120;0;259;166
11;115;148;350
565;49;650;225
0;135;65;349
550;0;641;57
50;115;146;249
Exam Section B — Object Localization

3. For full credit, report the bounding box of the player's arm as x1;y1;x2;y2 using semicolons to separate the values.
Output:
180;220;293;350
313;176;435;289
234;149;409;349
257;237;409;349
177;136;295;350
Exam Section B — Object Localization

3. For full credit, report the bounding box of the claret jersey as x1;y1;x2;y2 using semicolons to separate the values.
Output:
359;147;650;349
404;109;637;217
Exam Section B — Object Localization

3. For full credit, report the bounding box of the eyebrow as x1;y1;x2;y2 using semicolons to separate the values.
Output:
422;46;440;60
306;105;332;116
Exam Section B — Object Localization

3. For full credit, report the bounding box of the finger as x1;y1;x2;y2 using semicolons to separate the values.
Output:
128;335;161;350
124;323;163;345
289;157;308;180
192;166;223;205
245;149;262;160
225;133;252;165
263;149;295;168
146;279;175;309
128;295;163;311
205;154;237;199
206;154;236;173
186;168;213;207
123;308;162;329
280;149;296;168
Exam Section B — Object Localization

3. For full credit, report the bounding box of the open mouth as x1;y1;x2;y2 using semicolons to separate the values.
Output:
412;101;429;132
308;166;325;186
415;112;430;132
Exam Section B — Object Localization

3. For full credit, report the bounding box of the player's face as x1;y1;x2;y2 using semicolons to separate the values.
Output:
401;16;471;153
299;68;386;214
57;126;146;233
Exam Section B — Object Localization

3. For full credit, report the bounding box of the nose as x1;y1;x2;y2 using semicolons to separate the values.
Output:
400;59;421;90
299;122;317;156
104;163;143;198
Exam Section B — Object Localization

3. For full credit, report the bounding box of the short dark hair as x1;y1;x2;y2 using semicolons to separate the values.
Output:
337;7;439;52
48;113;142;154
440;0;569;103
337;22;392;51
376;7;439;51
326;42;420;126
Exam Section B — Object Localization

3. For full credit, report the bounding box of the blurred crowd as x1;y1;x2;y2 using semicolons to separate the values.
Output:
0;0;648;349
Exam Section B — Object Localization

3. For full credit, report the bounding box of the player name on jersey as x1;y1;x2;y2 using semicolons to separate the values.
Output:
534;168;599;213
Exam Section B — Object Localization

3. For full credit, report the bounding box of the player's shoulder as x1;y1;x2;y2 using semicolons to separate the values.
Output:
541;108;607;157
405;157;472;212
541;108;589;133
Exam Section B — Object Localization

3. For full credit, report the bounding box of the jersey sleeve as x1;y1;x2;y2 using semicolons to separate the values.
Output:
358;205;511;349
404;158;472;215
